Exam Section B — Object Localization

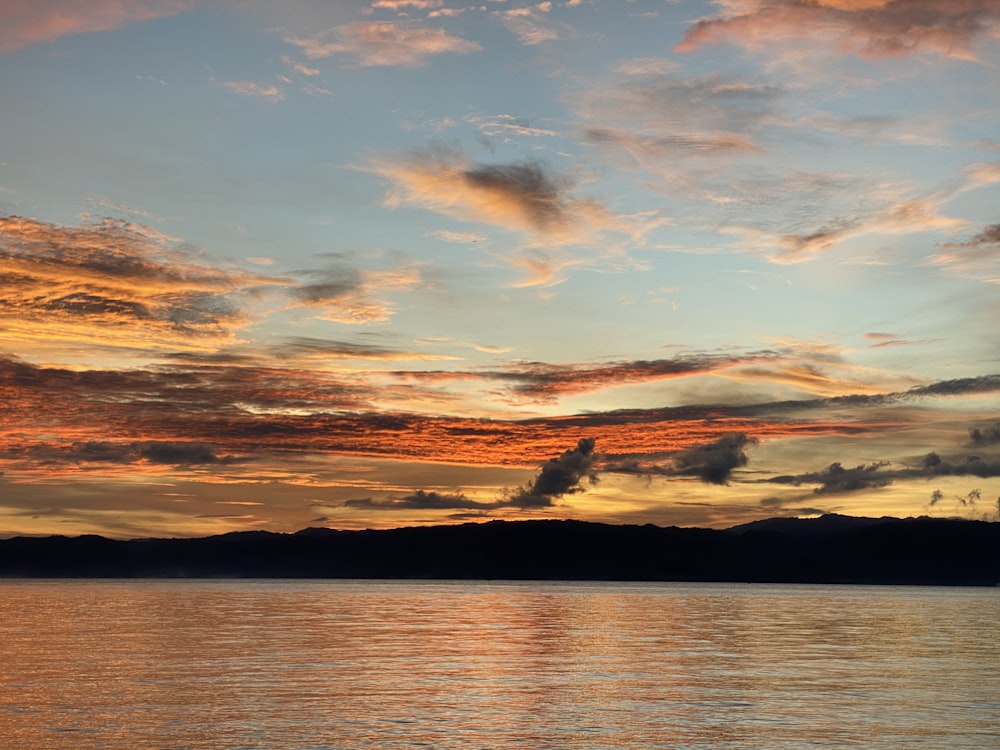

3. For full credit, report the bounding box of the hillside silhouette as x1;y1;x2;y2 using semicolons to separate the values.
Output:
1;515;997;585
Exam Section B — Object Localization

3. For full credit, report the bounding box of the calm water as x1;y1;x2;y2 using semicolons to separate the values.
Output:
1;580;998;750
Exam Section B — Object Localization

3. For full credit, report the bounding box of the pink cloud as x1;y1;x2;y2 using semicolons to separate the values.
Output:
677;0;1000;61
0;0;191;54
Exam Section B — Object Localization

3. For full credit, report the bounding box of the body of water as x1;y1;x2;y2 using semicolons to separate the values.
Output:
2;580;998;749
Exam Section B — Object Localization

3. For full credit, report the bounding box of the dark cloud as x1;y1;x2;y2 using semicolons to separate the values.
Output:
463;162;570;232
770;461;892;494
506;437;599;507
968;423;1000;446
139;442;221;465
605;433;757;485
922;451;1000;478
671;433;757;484
344;490;489;511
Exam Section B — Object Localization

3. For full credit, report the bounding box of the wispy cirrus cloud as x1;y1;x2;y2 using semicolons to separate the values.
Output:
285;21;480;67
928;223;1000;282
578;72;779;166
396;350;787;403
222;79;286;101
676;0;1000;61
0;0;191;54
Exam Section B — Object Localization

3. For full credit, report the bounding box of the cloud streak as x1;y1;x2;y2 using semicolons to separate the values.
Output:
0;0;190;54
676;0;1000;61
285;21;480;67
0;216;279;353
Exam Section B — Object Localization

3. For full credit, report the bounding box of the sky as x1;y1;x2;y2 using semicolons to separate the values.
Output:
1;0;999;539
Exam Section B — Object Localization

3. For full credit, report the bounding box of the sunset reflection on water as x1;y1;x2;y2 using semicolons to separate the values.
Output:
2;580;998;749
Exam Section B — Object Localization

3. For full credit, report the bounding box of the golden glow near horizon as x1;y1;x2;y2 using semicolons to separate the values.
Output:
1;1;999;538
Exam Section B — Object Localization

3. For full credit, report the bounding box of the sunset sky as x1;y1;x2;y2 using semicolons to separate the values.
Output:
2;0;999;539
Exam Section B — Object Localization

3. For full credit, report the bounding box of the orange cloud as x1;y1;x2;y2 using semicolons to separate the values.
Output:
0;0;191;54
677;0;1000;61
370;148;618;248
0;216;284;354
285;21;480;67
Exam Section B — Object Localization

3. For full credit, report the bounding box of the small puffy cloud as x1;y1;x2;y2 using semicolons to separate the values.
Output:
676;0;1000;61
285;21;480;67
0;0;191;54
222;80;285;101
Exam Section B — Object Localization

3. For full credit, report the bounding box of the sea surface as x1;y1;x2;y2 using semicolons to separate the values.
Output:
1;580;998;750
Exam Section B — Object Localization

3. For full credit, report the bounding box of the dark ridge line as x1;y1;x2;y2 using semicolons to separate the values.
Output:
1;514;998;585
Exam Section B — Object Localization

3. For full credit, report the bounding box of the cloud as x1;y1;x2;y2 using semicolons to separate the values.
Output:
605;433;757;485
929;223;1000;281
286;260;422;323
271;336;458;362
370;0;446;11
669;433;757;484
493;3;566;46
4;350;999;482
864;332;943;349
139;441;222;465
399;350;785;403
345;438;600;512
281;55;320;76
0;215;282;353
578;73;780;163
506;437;599;507
222;80;286;101
344;489;489;511
676;0;1000;61
969;423;1000;446
921;451;1000;478
370;148;613;245
0;0;190;54
285;21;480;67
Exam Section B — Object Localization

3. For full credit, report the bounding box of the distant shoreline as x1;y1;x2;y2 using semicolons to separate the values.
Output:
2;514;998;586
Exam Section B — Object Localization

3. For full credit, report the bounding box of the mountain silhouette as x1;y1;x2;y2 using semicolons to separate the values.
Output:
1;515;997;585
